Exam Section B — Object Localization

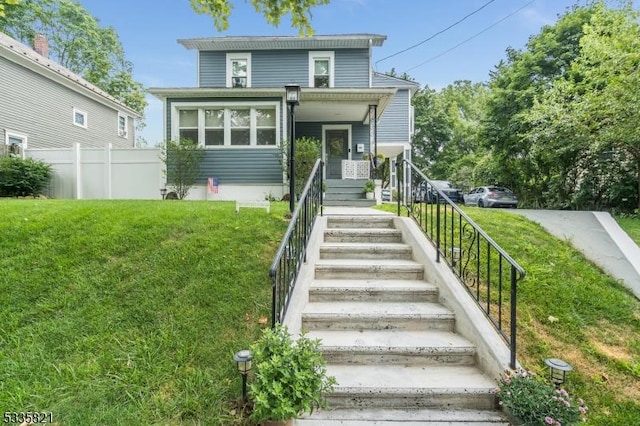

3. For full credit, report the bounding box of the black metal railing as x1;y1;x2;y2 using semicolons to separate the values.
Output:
397;160;525;369
268;159;324;327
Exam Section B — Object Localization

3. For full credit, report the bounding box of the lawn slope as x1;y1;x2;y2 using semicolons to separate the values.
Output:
0;200;289;425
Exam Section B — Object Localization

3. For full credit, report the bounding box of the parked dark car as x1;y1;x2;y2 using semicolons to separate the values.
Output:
413;180;464;204
464;186;518;208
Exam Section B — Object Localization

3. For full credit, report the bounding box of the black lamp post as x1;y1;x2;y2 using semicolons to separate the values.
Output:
233;349;252;402
160;187;167;200
545;358;572;388
285;84;300;213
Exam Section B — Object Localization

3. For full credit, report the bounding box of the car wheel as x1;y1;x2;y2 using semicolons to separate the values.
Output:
478;200;484;208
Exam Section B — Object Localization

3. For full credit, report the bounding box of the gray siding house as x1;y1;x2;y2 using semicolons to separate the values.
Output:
0;32;140;157
150;34;418;200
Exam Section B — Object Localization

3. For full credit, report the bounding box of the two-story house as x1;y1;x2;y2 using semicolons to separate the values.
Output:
149;34;418;200
0;32;140;158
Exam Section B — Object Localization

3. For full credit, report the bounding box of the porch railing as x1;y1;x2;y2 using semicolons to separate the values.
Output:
268;159;324;326
341;159;369;179
398;160;525;369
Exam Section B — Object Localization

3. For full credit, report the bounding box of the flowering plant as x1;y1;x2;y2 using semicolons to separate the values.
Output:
494;369;588;425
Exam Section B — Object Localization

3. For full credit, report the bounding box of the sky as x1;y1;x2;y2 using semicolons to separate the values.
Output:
74;0;598;146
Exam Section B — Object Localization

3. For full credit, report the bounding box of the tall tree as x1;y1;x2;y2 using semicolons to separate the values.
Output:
524;1;640;210
0;0;146;115
0;0;18;17
482;4;596;206
190;0;330;36
411;85;452;173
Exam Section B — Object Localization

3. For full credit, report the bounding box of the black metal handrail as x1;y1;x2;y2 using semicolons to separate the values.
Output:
268;159;324;327
398;160;525;369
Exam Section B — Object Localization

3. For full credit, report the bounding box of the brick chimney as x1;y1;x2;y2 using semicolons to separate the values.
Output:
33;34;49;58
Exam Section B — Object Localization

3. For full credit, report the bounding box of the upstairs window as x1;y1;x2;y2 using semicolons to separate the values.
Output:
118;113;128;138
309;51;334;88
73;108;87;128
226;53;251;88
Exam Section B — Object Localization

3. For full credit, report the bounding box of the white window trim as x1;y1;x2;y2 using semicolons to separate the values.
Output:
226;53;252;88
309;51;335;88
118;113;128;138
172;101;280;148
5;129;28;148
73;108;88;129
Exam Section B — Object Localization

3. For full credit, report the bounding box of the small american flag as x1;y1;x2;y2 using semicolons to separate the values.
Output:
207;177;219;194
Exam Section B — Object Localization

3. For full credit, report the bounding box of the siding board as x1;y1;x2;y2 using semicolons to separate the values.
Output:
0;56;134;149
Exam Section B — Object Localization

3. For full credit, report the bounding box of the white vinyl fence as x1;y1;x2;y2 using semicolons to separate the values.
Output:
26;143;165;200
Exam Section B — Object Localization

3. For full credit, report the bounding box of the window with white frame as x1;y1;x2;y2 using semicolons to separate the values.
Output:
4;130;27;157
118;113;128;138
178;109;199;144
226;53;251;88
73;108;87;128
309;51;334;88
174;103;279;148
204;109;224;146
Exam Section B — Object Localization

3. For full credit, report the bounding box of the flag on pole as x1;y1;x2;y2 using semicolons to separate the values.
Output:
207;177;219;194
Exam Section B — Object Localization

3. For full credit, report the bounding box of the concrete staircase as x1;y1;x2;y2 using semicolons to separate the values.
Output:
324;179;376;207
296;215;508;425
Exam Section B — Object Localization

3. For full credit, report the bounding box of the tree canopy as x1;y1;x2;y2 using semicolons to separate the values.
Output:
0;0;146;115
189;0;330;36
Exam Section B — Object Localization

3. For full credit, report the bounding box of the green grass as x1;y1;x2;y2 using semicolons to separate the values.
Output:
616;215;640;246
0;200;290;425
376;204;640;424
2;200;639;424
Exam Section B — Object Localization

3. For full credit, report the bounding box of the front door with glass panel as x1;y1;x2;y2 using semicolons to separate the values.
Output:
326;129;349;179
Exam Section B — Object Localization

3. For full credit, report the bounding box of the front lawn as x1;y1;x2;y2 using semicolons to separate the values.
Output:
0;200;290;425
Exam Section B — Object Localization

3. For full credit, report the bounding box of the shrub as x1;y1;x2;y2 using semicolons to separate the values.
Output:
280;137;321;198
0;156;52;197
160;137;204;200
495;369;588;425
249;324;336;422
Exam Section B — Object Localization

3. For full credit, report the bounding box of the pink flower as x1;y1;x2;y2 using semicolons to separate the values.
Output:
579;406;588;414
545;416;555;424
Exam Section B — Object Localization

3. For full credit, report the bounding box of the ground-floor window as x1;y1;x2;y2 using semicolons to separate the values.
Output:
175;102;279;148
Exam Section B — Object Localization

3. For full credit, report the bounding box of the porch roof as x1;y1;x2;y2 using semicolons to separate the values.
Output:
148;87;397;123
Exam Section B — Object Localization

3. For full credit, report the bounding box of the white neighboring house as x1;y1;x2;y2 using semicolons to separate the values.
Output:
0;31;141;158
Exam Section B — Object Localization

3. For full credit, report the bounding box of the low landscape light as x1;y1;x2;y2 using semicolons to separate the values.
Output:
545;358;573;388
233;349;253;401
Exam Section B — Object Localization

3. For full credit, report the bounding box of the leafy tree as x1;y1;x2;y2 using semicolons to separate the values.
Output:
190;0;329;36
411;85;452;173
0;0;146;115
0;0;18;17
160;138;205;200
482;3;596;205
522;1;640;210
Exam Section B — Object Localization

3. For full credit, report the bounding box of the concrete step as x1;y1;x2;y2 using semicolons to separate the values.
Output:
326;179;369;188
324;365;498;410
324;229;403;243
308;329;477;366
320;243;413;260
301;301;454;331
325;188;368;197
323;199;377;207
327;216;395;229
308;279;439;303
297;408;509;425
315;259;424;280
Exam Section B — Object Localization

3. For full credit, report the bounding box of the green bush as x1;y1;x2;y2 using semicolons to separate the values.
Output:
280;137;321;198
249;324;336;422
0;156;52;197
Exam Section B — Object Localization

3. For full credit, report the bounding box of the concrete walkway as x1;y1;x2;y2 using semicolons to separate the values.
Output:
505;209;640;300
